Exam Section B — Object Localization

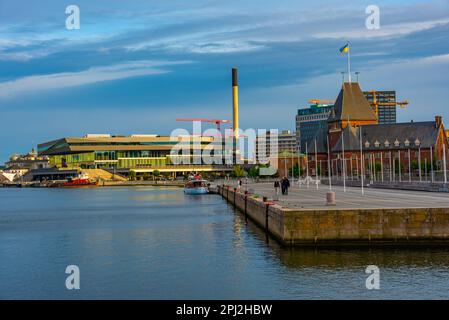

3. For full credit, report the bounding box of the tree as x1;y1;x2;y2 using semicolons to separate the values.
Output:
232;165;246;178
248;166;259;178
153;170;161;178
375;161;382;172
128;170;136;181
289;163;301;177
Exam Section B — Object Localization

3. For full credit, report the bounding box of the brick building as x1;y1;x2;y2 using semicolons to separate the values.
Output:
306;82;449;181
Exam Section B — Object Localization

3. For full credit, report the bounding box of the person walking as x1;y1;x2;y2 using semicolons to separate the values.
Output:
274;179;280;196
237;179;242;191
282;176;291;195
280;177;286;195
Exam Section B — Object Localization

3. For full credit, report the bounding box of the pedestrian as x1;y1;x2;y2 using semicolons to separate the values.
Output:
282;176;291;195
274;179;280;196
237;179;242;191
281;177;286;195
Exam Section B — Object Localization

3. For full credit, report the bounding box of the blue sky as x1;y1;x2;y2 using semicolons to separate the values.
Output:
1;0;449;163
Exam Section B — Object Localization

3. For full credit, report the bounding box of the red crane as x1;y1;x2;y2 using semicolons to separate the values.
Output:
176;118;231;131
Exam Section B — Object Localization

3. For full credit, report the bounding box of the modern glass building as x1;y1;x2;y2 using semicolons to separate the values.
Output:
296;103;334;152
37;134;232;174
363;91;397;124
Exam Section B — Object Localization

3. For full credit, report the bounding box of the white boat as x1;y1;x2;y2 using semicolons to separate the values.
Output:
184;179;209;195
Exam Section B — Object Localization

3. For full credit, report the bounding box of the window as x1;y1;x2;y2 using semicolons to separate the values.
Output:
415;138;421;147
384;140;390;147
394;139;400;147
404;139;410;147
374;141;380;148
365;141;370;148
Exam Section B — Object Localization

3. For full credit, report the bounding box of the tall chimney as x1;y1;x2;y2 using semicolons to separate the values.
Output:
436;115;442;128
232;68;239;139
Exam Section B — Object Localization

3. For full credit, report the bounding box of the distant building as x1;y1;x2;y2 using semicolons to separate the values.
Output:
37;135;232;177
3;149;50;181
278;130;297;154
255;130;297;163
296;103;334;152
363;90;397;124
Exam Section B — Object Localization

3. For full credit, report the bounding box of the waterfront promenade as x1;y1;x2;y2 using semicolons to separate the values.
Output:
242;182;449;210
217;182;449;246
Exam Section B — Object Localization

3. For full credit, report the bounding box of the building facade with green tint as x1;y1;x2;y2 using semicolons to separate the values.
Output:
38;134;232;174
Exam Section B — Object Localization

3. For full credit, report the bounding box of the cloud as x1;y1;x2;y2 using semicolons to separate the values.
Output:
0;60;191;98
314;18;449;39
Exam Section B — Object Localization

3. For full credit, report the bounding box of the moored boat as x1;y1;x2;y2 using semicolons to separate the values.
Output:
61;173;98;188
184;179;209;195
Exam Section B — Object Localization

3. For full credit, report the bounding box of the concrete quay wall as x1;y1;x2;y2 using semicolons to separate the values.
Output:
217;185;449;246
323;179;449;193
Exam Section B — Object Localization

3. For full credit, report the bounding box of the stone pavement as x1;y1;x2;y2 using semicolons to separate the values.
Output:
242;182;449;210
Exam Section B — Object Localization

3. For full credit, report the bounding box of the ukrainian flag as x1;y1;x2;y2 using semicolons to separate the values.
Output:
339;43;349;54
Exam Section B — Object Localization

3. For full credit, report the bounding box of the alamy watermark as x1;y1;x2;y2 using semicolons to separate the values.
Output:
66;5;80;30
366;5;380;30
365;265;380;290
169;123;280;175
65;265;80;290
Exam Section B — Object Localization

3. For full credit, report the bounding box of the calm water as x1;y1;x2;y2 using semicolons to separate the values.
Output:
1;187;449;299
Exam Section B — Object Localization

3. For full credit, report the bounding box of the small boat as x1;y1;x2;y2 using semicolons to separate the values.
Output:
61;173;98;188
184;179;209;195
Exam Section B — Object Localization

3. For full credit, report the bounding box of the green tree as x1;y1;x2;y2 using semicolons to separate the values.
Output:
375;161;382;172
153;170;161;178
289;163;301;177
128;170;136;181
248;166;259;178
232;165;246;178
394;160;404;174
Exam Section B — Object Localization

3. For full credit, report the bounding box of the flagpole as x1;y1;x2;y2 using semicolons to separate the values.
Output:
327;134;332;191
342;129;346;192
315;139;318;190
359;126;364;196
347;42;352;83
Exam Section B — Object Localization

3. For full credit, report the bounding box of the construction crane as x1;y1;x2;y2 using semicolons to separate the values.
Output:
308;99;335;105
176;118;231;131
367;90;409;117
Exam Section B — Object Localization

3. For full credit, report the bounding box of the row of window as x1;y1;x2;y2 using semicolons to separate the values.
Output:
364;138;421;148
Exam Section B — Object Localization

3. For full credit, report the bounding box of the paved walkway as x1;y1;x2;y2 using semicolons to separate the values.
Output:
242;182;449;210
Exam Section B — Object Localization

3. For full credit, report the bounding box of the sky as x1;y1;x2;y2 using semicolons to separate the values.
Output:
1;0;449;163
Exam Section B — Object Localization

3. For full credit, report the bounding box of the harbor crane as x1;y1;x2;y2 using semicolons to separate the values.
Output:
308;99;335;105
176;118;231;131
367;90;409;117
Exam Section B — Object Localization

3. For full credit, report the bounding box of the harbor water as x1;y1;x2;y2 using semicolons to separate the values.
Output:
1;187;449;299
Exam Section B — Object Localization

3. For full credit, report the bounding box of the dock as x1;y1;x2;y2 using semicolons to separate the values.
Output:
216;182;449;246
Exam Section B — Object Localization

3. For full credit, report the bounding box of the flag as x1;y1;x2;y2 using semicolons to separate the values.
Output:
339;43;349;54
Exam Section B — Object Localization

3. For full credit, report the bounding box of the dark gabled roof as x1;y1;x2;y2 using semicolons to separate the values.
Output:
331;125;360;152
332;121;439;152
328;82;377;123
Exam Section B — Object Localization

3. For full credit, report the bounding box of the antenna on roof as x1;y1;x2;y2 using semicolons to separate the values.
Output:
355;71;360;83
340;71;346;84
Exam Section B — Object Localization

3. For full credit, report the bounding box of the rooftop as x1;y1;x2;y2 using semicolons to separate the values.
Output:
328;82;377;123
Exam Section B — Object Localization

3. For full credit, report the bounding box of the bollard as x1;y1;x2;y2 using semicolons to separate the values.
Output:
244;194;248;221
265;203;269;232
326;191;336;206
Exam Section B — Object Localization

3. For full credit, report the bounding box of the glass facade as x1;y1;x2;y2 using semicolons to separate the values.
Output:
363;91;397;124
49;152;95;167
39;136;230;171
296;104;334;152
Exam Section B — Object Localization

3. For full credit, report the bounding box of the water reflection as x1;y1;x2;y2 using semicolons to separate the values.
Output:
1;187;449;299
